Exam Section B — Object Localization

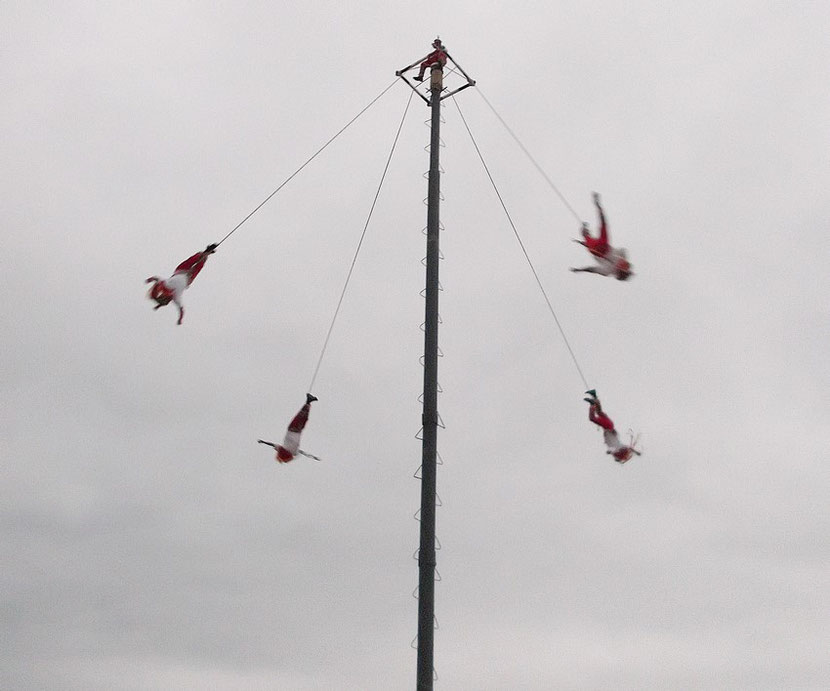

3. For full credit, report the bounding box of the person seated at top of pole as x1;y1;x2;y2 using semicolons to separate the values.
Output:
413;38;448;81
145;243;217;325
583;389;641;464
570;193;633;281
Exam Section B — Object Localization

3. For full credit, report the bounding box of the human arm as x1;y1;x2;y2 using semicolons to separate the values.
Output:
571;255;616;276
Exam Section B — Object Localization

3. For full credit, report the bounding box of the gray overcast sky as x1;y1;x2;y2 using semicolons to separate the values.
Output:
2;2;829;689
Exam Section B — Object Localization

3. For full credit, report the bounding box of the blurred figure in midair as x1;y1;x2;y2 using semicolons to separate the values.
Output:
258;394;320;463
570;193;633;281
584;389;641;464
146;244;217;324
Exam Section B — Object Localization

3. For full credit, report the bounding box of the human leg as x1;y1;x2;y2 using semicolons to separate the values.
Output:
589;404;615;432
287;403;311;434
175;253;209;286
594;195;609;247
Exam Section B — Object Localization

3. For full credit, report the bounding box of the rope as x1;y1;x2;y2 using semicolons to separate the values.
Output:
307;89;416;392
215;79;400;248
452;96;590;390
476;89;584;226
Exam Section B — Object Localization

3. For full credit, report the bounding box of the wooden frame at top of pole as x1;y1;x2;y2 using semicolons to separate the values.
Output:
395;48;476;105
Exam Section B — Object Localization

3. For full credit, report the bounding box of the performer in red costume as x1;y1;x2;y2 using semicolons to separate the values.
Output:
570;193;633;281
258;394;320;463
413;38;448;81
584;389;641;464
146;244;217;324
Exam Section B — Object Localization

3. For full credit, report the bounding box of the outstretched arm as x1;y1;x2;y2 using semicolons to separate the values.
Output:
147;277;163;309
257;440;278;450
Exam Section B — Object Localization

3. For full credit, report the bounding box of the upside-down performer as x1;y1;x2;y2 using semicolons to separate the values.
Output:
146;244;217;324
584;389;641;464
258;394;320;463
570;193;633;281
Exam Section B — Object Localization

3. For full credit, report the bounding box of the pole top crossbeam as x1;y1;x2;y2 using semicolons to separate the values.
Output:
395;38;476;105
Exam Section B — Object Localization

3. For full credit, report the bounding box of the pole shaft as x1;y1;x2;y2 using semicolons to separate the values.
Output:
416;64;443;691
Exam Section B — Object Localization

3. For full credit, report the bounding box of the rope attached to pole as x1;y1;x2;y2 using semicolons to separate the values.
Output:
216;79;400;248
307;89;416;392
452;96;590;390
476;88;584;226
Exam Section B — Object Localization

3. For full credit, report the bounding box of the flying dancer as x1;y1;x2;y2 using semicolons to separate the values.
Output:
146;244;217;324
570;193;633;281
583;389;641;464
258;394;320;464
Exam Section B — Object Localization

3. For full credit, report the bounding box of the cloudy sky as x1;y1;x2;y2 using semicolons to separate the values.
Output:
2;2;829;689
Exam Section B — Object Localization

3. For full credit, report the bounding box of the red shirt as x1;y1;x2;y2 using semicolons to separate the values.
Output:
422;48;448;67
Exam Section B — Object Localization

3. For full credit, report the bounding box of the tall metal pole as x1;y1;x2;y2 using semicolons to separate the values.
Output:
416;62;443;691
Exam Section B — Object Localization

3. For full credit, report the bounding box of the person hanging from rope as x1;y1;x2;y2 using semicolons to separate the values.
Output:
583;389;641;464
258;394;320;463
145;244;218;325
413;38;448;81
570;193;633;281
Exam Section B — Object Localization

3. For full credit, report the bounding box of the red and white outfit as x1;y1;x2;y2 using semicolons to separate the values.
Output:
146;246;215;324
259;395;317;464
415;40;448;80
572;195;632;280
580;247;631;279
587;398;638;464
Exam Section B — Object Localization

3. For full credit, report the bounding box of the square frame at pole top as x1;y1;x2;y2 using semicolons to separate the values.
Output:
395;50;476;105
